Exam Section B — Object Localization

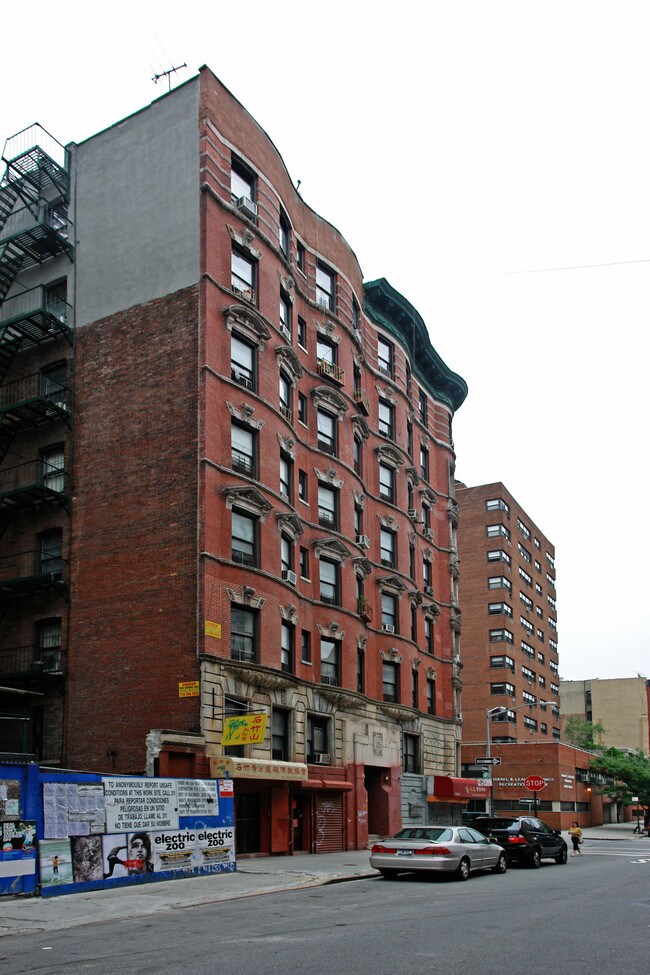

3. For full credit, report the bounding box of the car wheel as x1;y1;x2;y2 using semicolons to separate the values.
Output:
492;853;507;874
379;869;399;880
456;857;470;882
555;845;568;865
528;847;541;869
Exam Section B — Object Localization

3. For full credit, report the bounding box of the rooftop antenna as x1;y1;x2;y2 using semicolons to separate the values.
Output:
152;62;188;92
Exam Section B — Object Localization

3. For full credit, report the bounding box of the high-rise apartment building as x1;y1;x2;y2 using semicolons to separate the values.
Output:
455;483;560;771
0;67;468;853
561;677;650;753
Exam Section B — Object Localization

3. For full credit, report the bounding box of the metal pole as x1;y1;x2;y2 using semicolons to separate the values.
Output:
486;709;494;816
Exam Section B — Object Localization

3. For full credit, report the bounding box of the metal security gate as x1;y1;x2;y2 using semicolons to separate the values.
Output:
313;792;344;853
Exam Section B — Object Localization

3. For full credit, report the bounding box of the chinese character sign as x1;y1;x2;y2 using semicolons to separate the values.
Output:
222;713;267;746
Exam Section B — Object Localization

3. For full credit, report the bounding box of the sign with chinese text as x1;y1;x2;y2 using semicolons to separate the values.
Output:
222;713;267;746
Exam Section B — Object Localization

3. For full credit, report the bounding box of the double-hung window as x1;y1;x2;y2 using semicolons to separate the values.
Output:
281;622;294;673
378;400;394;439
383;662;399;703
380;528;396;568
320;640;339;686
279;371;292;421
316;263;335;311
318;483;337;529
319;558;339;605
317;409;336;455
231;247;256;303
231;510;257;566
379;463;395;503
231;334;255;390
231;423;255;476
377;337;393;377
231;607;256;663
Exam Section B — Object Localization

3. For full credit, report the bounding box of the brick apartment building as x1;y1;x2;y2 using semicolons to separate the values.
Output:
0;67;468;853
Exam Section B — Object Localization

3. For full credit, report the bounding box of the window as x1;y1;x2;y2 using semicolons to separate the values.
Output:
489;628;513;643
409;542;416;581
521;640;535;657
522;690;536;705
357;648;365;693
39;529;62;578
522;665;536;682
231;247;256;303
383;661;399;703
231;511;257;566
378;399;394;439
299;546;309;580
420;445;429;481
36;618;62;672
520;592;533;611
540;723;548;735
411;604;418;641
486;498;510;515
380;528;396;568
519;567;533;587
518;543;532;564
41;446;65;493
487;549;511;566
278;211;290;258
381;592;398;632
488;602;512;617
297;316;307;348
418;389;428;424
491;682;515;697
517;518;531;540
424;616;434;654
307;714;330;758
379;463;395;503
546;573;556;589
280;453;293;502
422;560;432;591
535;560;542;573
404;734;420;773
296;241;305;273
276;291;290;341
41;361;66;403
407;421;413;457
547;594;557;610
318;483;337;529
320;639;339;686
534;536;541;549
231;423;255;476
317;409;337;455
319;558;339;605
412;669;419;708
488;576;511;592
231;156;255;206
546;552;555;570
490;655;515;670
272;708;290;760
523;716;538;732
422;502;431;532
231;607;256;662
377;337;393;377
281;621;294;673
301;629;311;663
316;263;335;311
549;638;558;653
298;392;307;425
520;615;534;635
280;534;293;575
298;470;308;503
223;695;249;756
279;370;292;421
231;333;255;390
353;436;362;475
487;524;511;540
427;677;436;715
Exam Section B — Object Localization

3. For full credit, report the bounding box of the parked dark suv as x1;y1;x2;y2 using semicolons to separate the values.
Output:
470;816;568;868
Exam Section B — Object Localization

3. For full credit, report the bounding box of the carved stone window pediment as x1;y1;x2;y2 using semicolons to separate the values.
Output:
279;603;298;624
223;485;273;519
378;514;398;530
314;467;343;488
419;487;438;504
353;491;366;508
375;444;405;469
412;659;421;671
275;512;303;538
380;648;403;663
427;666;437;680
315;320;340;342
316;623;344;640
224;305;271;349
275;345;303;382
375;384;397;405
352;415;370;441
311;385;348;417
377;574;408;594
353;557;372;577
227;224;263;258
227;402;265;429
227;585;266;610
314;538;351;562
277;432;296;459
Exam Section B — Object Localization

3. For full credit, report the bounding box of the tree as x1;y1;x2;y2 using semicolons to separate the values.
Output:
590;748;650;809
563;716;606;751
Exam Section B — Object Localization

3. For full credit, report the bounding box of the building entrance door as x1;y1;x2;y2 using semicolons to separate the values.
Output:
235;792;260;854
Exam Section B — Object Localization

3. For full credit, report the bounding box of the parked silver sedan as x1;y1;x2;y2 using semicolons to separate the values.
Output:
370;825;508;881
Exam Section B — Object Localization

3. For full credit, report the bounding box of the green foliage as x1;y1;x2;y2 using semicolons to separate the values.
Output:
564;716;606;750
590;748;650;806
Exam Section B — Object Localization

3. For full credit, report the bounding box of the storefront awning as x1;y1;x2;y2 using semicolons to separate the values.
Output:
428;776;490;802
210;757;308;781
298;778;354;791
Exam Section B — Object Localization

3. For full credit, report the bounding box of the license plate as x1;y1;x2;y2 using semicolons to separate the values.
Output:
397;850;414;856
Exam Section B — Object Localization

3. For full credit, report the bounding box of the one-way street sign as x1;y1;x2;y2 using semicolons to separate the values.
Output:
475;757;501;766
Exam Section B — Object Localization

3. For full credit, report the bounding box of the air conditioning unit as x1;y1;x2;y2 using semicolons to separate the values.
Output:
456;712;463;721
279;323;291;340
423;528;434;541
356;534;370;549
408;509;419;522
313;752;331;765
236;195;258;220
382;623;395;634
424;585;434;596
282;569;297;585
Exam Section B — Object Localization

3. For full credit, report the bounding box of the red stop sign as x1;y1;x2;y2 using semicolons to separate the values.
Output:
524;775;546;791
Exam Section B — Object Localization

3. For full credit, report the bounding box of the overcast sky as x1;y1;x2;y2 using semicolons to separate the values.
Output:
2;1;648;681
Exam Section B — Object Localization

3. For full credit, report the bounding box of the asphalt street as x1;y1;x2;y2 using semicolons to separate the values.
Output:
1;841;648;975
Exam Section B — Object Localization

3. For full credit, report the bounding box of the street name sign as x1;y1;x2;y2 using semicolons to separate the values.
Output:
475;757;501;766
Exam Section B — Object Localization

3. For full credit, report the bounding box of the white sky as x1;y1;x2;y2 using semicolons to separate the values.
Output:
2;1;648;681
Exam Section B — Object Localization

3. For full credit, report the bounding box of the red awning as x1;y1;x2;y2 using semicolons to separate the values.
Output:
430;776;490;801
298;778;354;791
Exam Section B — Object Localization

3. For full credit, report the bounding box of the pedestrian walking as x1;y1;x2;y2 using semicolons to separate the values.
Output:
568;821;583;855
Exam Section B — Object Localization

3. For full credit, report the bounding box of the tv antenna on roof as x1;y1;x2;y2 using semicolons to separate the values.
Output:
152;62;187;91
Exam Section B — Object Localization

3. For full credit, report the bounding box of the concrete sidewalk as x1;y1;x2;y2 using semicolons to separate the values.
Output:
1;824;647;937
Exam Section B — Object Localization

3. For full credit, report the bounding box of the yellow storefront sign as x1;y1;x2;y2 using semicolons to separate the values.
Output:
222;713;267;745
178;681;200;698
205;620;222;638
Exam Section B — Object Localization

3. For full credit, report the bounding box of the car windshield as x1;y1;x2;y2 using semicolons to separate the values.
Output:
392;828;453;842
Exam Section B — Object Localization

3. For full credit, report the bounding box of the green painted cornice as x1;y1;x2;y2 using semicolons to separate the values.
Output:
363;278;468;412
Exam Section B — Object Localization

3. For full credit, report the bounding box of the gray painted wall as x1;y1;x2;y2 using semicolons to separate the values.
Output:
73;79;200;327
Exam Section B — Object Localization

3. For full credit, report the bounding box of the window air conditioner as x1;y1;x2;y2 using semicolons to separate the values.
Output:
282;569;297;585
279;323;291;340
382;623;395;634
424;586;434;596
356;534;370;549
423;528;434;541
408;509;419;522
236;195;258;220
313;753;331;765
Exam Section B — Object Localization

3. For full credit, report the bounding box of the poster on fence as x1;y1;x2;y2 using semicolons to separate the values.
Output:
103;778;178;833
150;826;235;873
